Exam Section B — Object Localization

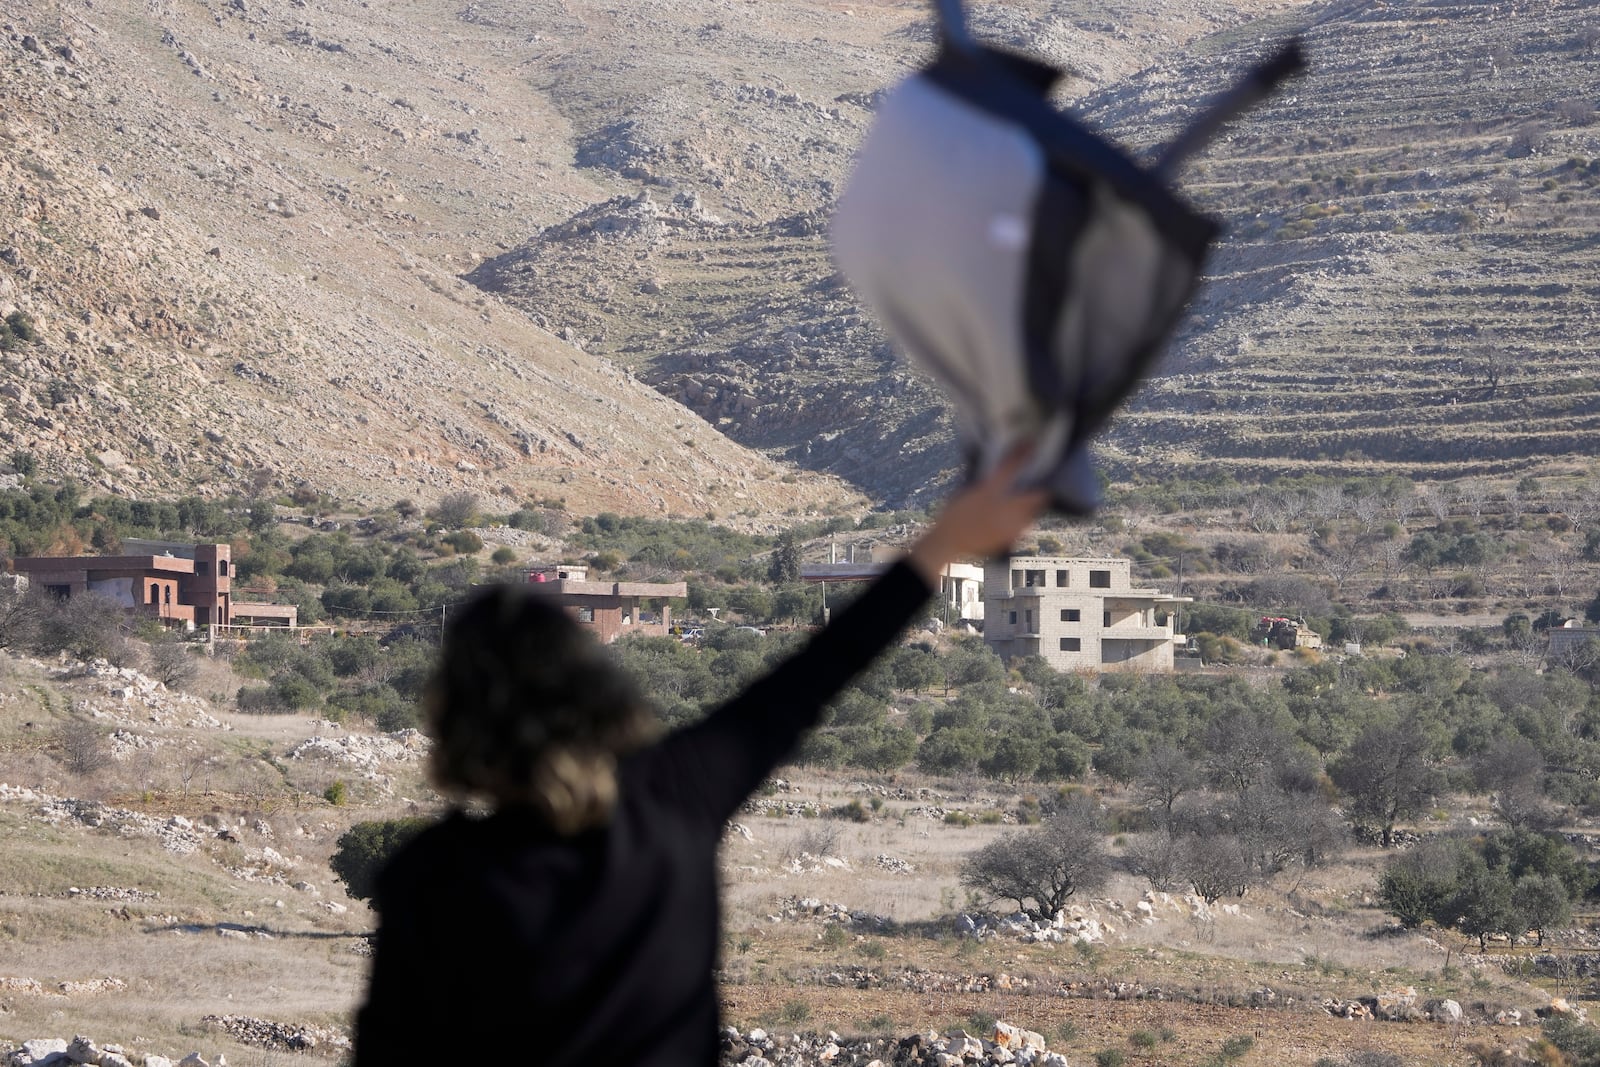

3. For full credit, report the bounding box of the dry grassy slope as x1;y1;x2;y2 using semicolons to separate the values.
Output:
0;0;864;518
0;646;1576;1064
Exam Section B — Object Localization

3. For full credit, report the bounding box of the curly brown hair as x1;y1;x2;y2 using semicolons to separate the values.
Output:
425;585;656;833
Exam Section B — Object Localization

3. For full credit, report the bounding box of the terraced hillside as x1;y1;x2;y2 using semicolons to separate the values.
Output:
1103;0;1600;483
475;0;1600;504
460;0;1303;505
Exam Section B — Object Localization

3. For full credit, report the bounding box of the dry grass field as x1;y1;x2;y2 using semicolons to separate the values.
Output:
0;646;1585;1066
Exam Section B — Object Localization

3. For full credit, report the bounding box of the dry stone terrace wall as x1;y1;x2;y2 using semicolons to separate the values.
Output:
3;1020;348;1067
1098;0;1600;482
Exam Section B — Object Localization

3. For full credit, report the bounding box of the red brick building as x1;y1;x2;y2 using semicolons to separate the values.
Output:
10;539;233;629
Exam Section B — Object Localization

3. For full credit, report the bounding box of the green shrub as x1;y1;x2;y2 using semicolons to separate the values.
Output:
1094;1050;1126;1067
324;780;348;806
0;311;39;351
235;685;280;713
443;530;484;554
330;817;435;903
1220;1035;1255;1060
834;799;870;823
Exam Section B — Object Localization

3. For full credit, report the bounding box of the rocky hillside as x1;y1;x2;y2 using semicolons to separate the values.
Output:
474;0;1600;504
6;0;1597;517
1099;0;1600;484
459;0;1301;505
0;0;865;518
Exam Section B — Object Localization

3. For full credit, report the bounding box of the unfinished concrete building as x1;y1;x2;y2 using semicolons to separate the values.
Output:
983;555;1190;672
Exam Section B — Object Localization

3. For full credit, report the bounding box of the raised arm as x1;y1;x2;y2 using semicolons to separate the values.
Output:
644;449;1050;825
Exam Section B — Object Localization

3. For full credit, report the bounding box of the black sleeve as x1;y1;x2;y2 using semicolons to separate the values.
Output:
641;560;932;826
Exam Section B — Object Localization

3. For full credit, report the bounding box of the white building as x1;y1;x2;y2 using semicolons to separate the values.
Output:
939;561;985;624
983;555;1190;673
801;557;984;624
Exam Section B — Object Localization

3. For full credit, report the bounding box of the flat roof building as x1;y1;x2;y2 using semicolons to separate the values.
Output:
802;558;984;624
528;564;687;644
11;540;233;629
983;555;1190;673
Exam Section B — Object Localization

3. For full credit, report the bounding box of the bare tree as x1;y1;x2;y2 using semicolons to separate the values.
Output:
1474;737;1555;831
1532;540;1578;603
1490;175;1523;209
1551;635;1600;683
1314;534;1372;595
1126;829;1189;892
1184;833;1251;905
1387;489;1423;530
1510;122;1549;156
961;794;1109;921
0;576;42;650
1228;786;1344;878
56;717;108;777
1558;480;1600;529
1376;538;1408;592
1558;99;1595;128
1244;492;1279;534
1418;483;1453;523
32;591;129;663
1457;479;1491;522
147;635;200;690
1134;742;1199;822
1352;493;1385;534
1500;483;1524;524
178;750;212;798
1310;484;1348;522
1276;491;1310;531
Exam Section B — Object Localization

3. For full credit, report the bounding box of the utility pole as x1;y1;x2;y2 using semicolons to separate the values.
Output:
1175;552;1185;635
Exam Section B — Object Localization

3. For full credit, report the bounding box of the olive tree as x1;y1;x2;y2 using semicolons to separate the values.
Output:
330;817;436;905
1513;873;1571;946
1330;719;1442;847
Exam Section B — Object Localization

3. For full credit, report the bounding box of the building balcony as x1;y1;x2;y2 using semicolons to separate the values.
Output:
1102;626;1174;642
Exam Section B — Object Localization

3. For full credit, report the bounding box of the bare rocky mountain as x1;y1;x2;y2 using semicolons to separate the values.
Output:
473;0;1600;504
1096;0;1600;484
7;0;1595;519
0;0;872;518
0;0;1296;517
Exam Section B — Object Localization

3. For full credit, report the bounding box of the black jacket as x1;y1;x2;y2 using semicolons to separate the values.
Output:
354;562;930;1065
